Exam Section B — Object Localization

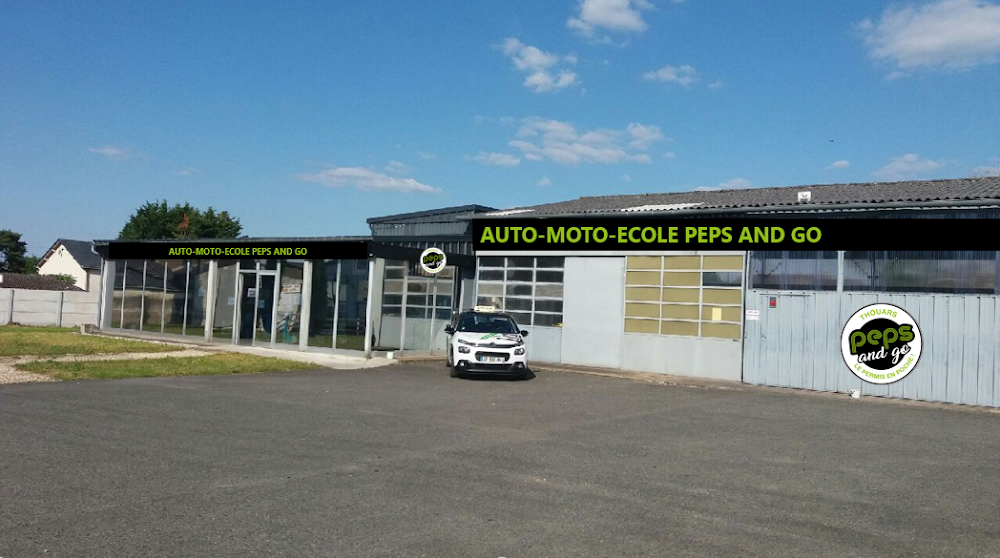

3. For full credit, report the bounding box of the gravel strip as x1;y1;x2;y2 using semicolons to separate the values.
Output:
0;349;214;385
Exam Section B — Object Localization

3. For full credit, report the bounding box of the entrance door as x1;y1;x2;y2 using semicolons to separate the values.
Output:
236;271;277;346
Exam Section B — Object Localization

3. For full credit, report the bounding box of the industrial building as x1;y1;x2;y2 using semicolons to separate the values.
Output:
93;177;1000;408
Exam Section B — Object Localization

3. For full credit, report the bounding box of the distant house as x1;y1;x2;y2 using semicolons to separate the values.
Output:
36;239;102;291
0;273;84;291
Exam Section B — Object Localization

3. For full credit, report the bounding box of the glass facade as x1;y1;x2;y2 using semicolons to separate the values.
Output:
107;258;372;353
377;260;455;351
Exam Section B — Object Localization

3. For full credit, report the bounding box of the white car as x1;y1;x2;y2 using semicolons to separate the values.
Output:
444;309;530;379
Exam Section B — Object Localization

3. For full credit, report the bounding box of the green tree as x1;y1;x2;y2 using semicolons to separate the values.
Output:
0;229;28;272
23;255;40;274
118;201;242;240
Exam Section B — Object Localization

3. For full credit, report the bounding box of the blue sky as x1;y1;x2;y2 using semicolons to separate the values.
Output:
2;0;999;254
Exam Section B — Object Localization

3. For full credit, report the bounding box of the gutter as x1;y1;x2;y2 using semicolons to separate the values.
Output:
475;199;1000;220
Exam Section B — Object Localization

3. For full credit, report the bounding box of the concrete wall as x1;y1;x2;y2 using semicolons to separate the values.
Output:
1;288;100;327
744;291;1000;407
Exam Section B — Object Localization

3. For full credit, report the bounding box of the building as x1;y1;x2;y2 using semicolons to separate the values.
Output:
91;177;1000;408
37;239;103;291
92;206;494;358
472;177;1000;407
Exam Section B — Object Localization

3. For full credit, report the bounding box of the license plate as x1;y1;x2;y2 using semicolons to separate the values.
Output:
479;356;505;363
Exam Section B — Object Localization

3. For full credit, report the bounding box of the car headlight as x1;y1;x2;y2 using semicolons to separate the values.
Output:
457;339;474;346
514;347;525;355
458;346;471;354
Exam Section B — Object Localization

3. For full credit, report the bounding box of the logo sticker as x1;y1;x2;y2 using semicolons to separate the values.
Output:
841;303;921;385
420;247;447;274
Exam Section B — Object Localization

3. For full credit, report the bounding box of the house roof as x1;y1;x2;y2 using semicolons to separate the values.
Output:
0;273;85;291
367;205;497;224
40;239;102;270
478;177;1000;218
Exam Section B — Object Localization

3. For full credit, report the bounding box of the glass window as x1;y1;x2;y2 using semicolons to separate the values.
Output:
845;251;998;294
475;256;565;327
163;260;187;335
308;260;338;349
336;260;369;350
185;261;210;337
141;260;167;333
212;261;238;340
749;251;838;291
276;260;304;346
703;271;742;288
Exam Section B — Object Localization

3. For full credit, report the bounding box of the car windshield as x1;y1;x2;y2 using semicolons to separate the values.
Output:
456;313;519;334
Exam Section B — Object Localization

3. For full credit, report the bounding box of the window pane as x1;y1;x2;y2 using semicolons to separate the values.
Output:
506;284;532;296
383;280;404;294
308;260;338;349
407;281;428;293
479;257;505;268
407;294;428;307
336;259;369;350
478;282;503;296
702;271;742;287
435;295;452;308
479;270;504;281
434;309;452;321
505;297;532;311
534;300;563;313
185;261;209;337
506;269;533;282
163;260;187;334
845;251;998;294
383;306;402;317
383;294;403;305
533;313;563;327
536;270;563;283
625;319;659;334
750;251;838;291
535;284;564;298
385;268;404;279
508;312;531;326
276;260;304;345
535;257;564;269
507;257;534;268
406;307;427;319
477;296;502;309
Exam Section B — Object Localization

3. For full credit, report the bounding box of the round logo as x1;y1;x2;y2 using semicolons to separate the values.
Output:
419;247;446;274
841;303;921;385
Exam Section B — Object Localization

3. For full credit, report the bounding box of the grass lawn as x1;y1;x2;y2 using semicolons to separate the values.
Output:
0;325;181;357
17;353;318;381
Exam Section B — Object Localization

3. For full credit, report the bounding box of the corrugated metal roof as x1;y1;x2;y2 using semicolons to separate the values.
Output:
479;177;1000;217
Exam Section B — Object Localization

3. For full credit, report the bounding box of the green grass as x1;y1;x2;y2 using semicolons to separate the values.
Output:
17;353;318;381
0;325;181;357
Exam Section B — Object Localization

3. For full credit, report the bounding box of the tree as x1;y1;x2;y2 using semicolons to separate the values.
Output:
118;201;242;240
0;229;28;272
23;255;40;274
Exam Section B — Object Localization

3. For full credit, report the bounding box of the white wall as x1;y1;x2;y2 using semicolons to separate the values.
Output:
37;245;92;290
560;257;624;369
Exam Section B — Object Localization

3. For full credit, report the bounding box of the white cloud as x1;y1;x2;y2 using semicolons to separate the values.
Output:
466;152;521;167
626;122;665;149
500;38;578;93
643;64;699;86
418;152;436;160
971;158;1000;176
696;178;753;192
568;0;653;36
663;151;677;159
873;154;945;180
827;160;851;169
622;174;633;182
177;167;196;177
384;160;411;174
508;117;665;166
538;176;552;186
708;80;724;89
859;0;1000;75
88;146;130;160
298;167;442;194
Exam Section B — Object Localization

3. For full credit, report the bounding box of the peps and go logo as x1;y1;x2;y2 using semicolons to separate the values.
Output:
841;303;922;385
420;247;447;274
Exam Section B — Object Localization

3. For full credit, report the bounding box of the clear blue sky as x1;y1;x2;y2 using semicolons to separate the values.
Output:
3;0;999;254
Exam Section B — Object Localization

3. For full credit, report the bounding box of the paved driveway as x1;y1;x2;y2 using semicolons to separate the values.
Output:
2;363;999;557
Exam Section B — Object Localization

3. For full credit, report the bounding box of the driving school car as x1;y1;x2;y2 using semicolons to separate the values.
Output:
444;307;530;379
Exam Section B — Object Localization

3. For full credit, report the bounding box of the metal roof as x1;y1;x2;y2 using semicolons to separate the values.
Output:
478;177;1000;218
366;204;497;224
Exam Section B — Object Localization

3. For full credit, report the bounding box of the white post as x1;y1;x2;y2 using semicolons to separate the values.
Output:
299;260;313;350
363;258;375;359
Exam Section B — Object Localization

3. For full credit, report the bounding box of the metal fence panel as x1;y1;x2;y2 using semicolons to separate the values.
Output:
744;290;1000;408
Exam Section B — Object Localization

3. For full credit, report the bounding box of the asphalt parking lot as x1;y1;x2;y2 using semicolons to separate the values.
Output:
2;363;999;558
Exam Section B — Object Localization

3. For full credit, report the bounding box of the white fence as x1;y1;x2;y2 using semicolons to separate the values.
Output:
0;288;100;328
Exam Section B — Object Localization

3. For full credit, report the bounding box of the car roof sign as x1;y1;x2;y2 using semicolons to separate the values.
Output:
474;305;496;312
